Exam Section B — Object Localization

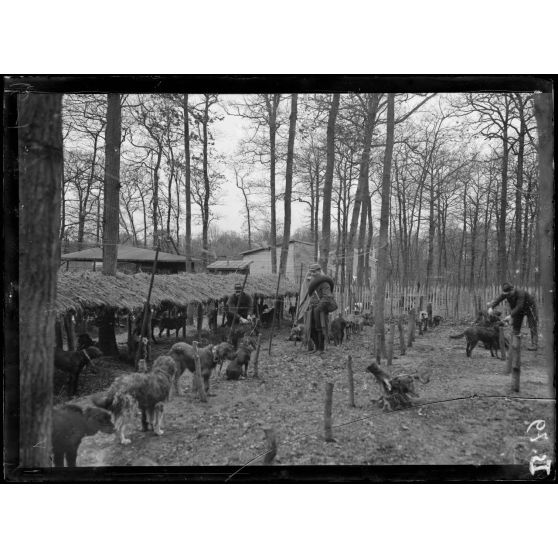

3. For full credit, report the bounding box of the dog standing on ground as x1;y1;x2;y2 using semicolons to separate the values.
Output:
449;325;507;358
55;345;103;396
168;341;236;395
52;404;114;466
226;337;257;380
92;355;177;444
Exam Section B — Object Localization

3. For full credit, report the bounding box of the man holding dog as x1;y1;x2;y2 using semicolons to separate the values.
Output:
300;263;338;354
225;282;253;327
488;282;538;351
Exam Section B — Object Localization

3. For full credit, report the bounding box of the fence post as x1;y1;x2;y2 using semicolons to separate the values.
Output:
347;355;355;407
499;325;507;361
324;382;335;442
398;314;406;355
408;308;416;348
386;324;395;366
510;334;521;392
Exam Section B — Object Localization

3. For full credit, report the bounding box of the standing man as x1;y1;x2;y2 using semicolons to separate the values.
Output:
303;263;338;354
488;282;539;350
226;282;253;327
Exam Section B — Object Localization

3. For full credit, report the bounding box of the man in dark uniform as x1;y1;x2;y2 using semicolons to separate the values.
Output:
226;282;253;327
306;263;338;354
488;282;538;350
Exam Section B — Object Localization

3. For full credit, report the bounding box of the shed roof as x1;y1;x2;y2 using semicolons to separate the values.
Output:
55;271;298;317
206;260;250;270
240;239;313;256
61;245;186;263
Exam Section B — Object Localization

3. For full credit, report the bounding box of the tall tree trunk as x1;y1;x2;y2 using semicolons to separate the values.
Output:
201;95;211;268
279;94;298;277
374;94;395;355
365;194;374;288
345;93;380;290
102;93;120;275
534;92;554;394
314;158;320;261
183;94;192;272
100;93;121;357
319;93;340;274
497;115;510;284
513;95;526;281
266;94;280;273
19;93;63;467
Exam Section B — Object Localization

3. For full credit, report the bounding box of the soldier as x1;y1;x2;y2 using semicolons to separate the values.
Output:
225;282;253;327
488;282;538;350
302;263;338;354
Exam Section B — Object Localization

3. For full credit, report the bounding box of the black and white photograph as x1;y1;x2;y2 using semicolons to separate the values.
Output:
4;75;554;483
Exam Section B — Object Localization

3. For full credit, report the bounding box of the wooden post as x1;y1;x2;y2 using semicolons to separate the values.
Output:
252;333;262;378
375;330;382;364
55;320;63;350
268;272;282;355
510;334;521;392
386;325;395;366
370;324;376;356
64;313;76;351
192;341;207;402
262;427;277;464
499;325;507;361
347;355;355;407
398;314;406;356
407;308;416;348
324;382;335;442
320;311;328;351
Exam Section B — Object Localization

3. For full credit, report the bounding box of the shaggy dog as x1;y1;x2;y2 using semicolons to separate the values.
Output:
92;355;177;444
52;404;114;466
54;345;103;396
168;341;236;395
450;325;507;358
330;316;347;346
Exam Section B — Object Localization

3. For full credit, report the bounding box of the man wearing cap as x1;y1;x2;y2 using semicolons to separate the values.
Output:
304;263;338;354
487;282;538;350
225;282;253;327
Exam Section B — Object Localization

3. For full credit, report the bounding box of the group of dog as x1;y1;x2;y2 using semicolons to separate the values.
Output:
52;328;260;465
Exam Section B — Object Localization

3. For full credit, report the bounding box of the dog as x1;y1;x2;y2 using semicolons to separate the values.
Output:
168;341;236;395
92;355;177;444
450;325;507;358
330;316;347;346
52;404;114;466
288;324;304;342
54;345;103;396
225;337;258;380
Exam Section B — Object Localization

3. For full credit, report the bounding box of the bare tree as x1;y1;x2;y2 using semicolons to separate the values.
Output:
19;93;63;467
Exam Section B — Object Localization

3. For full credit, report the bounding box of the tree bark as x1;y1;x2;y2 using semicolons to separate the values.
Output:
19;93;63;467
183;94;192;272
533;92;554;395
319;93;340;273
103;93;121;275
279;94;298;276
373;94;395;360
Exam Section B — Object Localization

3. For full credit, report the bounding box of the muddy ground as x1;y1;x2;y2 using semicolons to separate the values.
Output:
56;319;555;472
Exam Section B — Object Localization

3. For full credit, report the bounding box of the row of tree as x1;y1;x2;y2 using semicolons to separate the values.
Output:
61;92;542;288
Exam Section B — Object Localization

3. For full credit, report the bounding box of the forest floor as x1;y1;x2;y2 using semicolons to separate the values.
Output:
56;319;555;472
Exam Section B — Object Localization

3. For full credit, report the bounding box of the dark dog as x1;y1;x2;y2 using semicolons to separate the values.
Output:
450;325;507;357
474;309;502;327
156;316;186;338
168;341;236;395
92;355;177;444
432;315;443;327
226;337;257;380
52;404;114;466
54;346;103;396
330;316;347;346
76;333;98;350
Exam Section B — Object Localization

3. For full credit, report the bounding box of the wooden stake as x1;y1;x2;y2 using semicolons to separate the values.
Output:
398;314;406;356
499;325;507;361
407;308;416;347
386;325;395;366
262;427;277;464
510;334;521;392
252;333;262;378
268;272;282;355
347;355;355;407
324;382;335;442
192;341;207;402
376;330;382;364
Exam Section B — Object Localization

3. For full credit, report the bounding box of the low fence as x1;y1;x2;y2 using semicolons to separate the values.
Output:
331;283;542;321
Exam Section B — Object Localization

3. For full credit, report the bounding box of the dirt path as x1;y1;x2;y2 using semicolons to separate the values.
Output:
75;323;555;469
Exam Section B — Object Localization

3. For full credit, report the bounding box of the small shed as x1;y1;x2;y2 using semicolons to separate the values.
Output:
240;240;313;281
206;260;250;275
60;245;187;274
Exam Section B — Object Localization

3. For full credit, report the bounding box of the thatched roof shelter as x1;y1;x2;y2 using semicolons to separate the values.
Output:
55;271;299;317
